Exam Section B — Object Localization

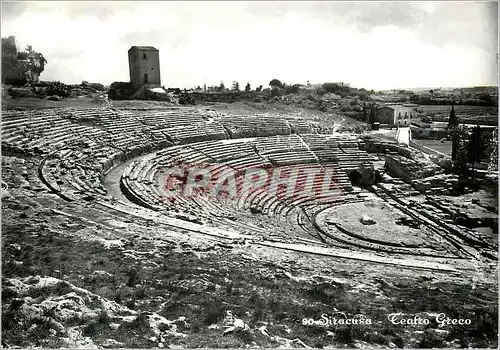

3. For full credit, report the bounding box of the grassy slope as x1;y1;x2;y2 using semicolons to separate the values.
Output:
2;189;497;349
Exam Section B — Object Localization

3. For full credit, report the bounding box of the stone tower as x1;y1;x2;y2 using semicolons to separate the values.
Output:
128;46;160;89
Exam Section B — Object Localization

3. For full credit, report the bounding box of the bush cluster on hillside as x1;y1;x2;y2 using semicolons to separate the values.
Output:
46;81;71;98
108;82;135;100
179;93;196;105
7;87;39;99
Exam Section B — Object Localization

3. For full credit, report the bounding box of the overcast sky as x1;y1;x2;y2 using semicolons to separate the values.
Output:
2;1;498;90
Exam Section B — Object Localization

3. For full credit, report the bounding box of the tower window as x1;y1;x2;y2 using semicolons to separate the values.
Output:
144;73;148;83
143;53;147;59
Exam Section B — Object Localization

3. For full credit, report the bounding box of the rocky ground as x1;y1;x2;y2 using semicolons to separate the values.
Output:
212;101;366;133
1;97;498;349
2;188;497;349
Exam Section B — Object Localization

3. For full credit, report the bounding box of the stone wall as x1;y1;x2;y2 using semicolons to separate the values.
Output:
385;155;441;182
190;91;266;103
361;136;415;160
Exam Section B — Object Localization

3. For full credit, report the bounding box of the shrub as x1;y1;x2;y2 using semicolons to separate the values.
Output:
235;328;255;343
82;310;111;337
364;331;389;345
291;84;301;93
82;81;105;91
307;94;317;102
127;268;140;287
126;297;136;310
108;81;135;100
322;83;341;93
46;81;71;98
35;87;47;98
335;327;355;346
269;79;283;89
203;299;225;325
316;88;327;96
7;88;39;99
393;335;405;348
284;84;293;94
270;89;282;97
349;96;360;106
418;329;444;348
7;88;18;99
114;290;122;304
179;94;196;105
134;286;149;299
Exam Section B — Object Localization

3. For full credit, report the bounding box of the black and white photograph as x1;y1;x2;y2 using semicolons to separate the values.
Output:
1;1;498;348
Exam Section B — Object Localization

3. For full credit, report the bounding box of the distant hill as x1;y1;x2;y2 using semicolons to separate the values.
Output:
396;86;498;93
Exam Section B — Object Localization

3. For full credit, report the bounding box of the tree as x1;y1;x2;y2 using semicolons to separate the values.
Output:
3;40;47;85
284;83;295;94
467;125;492;164
322;82;341;93
232;81;240;91
17;51;28;60
245;82;251;92
447;104;458;129
368;103;376;124
409;94;419;104
256;85;263;92
449;125;467;164
22;45;46;84
219;81;225;92
487;130;498;174
451;128;460;162
291;84;301;94
363;100;367;122
269;79;283;89
478;92;495;106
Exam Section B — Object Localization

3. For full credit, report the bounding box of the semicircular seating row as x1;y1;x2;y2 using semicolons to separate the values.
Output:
3;107;375;202
3;106;456;254
120;141;453;256
2;107;338;155
2;106;383;245
115;132;458;256
119;134;379;235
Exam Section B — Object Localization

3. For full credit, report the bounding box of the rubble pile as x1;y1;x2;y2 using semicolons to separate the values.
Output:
385;155;441;182
361;136;415;159
69;81;106;98
2;276;187;348
412;173;460;195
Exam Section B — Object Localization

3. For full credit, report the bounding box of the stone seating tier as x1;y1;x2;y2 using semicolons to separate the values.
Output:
5;106;391;248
